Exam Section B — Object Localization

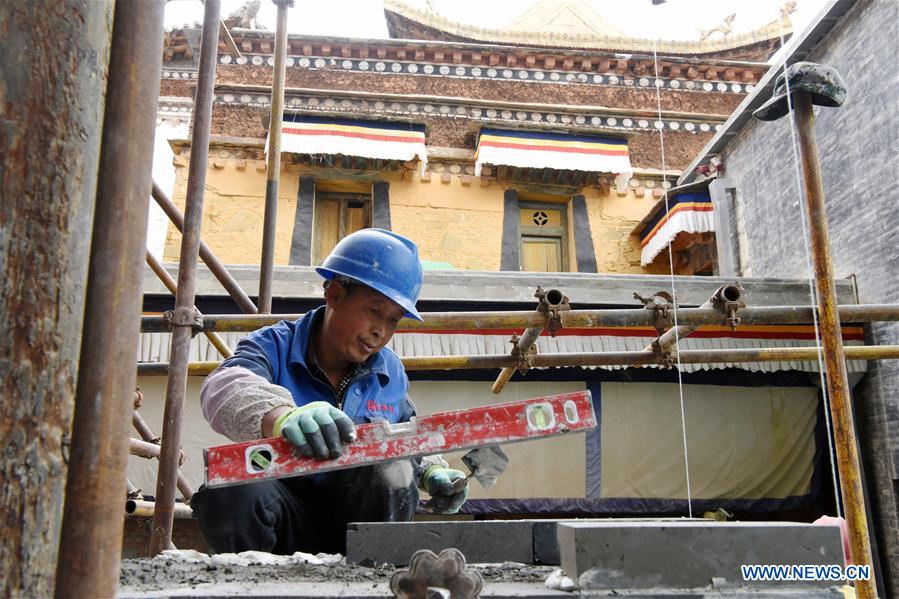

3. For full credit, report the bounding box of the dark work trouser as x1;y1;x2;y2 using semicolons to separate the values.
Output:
190;461;419;555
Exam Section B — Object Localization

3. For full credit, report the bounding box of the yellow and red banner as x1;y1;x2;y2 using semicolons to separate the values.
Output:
275;115;427;166
475;128;632;187
639;192;715;266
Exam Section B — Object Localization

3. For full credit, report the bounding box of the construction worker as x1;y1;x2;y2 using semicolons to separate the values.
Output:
190;228;469;555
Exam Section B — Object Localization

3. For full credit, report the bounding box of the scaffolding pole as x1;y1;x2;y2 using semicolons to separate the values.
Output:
140;303;899;334
258;0;292;313
126;500;193;520
492;289;565;394
793;91;875;598
54;1;165;596
136;344;899;376
149;0;221;556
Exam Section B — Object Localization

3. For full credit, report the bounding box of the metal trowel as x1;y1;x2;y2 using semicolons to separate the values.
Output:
423;446;510;513
453;445;510;491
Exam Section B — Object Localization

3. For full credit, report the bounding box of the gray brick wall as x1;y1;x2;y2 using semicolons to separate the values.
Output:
720;0;898;594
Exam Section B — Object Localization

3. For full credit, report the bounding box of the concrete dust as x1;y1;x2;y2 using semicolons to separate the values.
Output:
119;550;556;596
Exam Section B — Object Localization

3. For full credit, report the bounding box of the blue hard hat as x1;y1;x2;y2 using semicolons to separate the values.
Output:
316;228;424;321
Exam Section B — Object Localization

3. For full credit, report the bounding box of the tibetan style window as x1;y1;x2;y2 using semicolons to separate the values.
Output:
312;192;372;264
519;201;569;272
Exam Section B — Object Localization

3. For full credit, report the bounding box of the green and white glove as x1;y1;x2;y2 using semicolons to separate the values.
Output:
420;465;469;514
273;401;356;460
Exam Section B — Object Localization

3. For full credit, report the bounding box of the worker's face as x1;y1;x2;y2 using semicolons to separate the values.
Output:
324;282;405;363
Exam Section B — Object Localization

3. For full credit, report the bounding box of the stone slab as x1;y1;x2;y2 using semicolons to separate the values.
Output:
346;521;534;566
558;521;845;590
143;264;859;307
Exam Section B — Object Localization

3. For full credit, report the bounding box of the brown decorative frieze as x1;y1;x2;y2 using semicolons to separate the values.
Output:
214;86;726;144
210;66;743;116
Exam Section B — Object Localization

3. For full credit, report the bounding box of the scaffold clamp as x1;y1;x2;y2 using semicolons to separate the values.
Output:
535;287;570;337
509;334;537;375
634;290;675;334
163;307;204;336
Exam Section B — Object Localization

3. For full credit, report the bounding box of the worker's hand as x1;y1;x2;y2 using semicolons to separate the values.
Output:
421;466;469;514
273;401;356;460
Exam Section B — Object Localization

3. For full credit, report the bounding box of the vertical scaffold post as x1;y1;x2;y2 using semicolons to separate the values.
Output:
258;0;292;313
149;0;222;556
54;1;165;596
792;90;876;599
0;1;114;596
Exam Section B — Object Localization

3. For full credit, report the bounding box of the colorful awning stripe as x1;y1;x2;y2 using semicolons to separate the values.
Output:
639;192;715;266
474;128;632;186
275;115;427;165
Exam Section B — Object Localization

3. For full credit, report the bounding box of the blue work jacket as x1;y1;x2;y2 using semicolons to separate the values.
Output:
220;306;416;425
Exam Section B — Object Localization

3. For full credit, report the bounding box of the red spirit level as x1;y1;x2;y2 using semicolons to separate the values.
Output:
204;390;596;488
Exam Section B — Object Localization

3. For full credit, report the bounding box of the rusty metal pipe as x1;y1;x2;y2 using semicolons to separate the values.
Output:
151;182;258;314
258;0;291;313
131;412;194;500
646;285;742;354
146;251;233;358
136;344;899;376
793;91;875;598
1;2;114;595
54;1;166;596
126;500;193;520
149;0;221;556
129;437;194;501
491;289;565;394
132;410;159;444
140;302;899;334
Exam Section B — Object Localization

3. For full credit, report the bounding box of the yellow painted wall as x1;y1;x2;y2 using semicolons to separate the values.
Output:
390;174;505;271
164;157;300;265
162;152;667;275
582;186;671;275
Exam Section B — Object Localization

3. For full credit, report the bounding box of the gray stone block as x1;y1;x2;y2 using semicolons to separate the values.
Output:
532;522;560;565
346;521;533;566
558;521;845;590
